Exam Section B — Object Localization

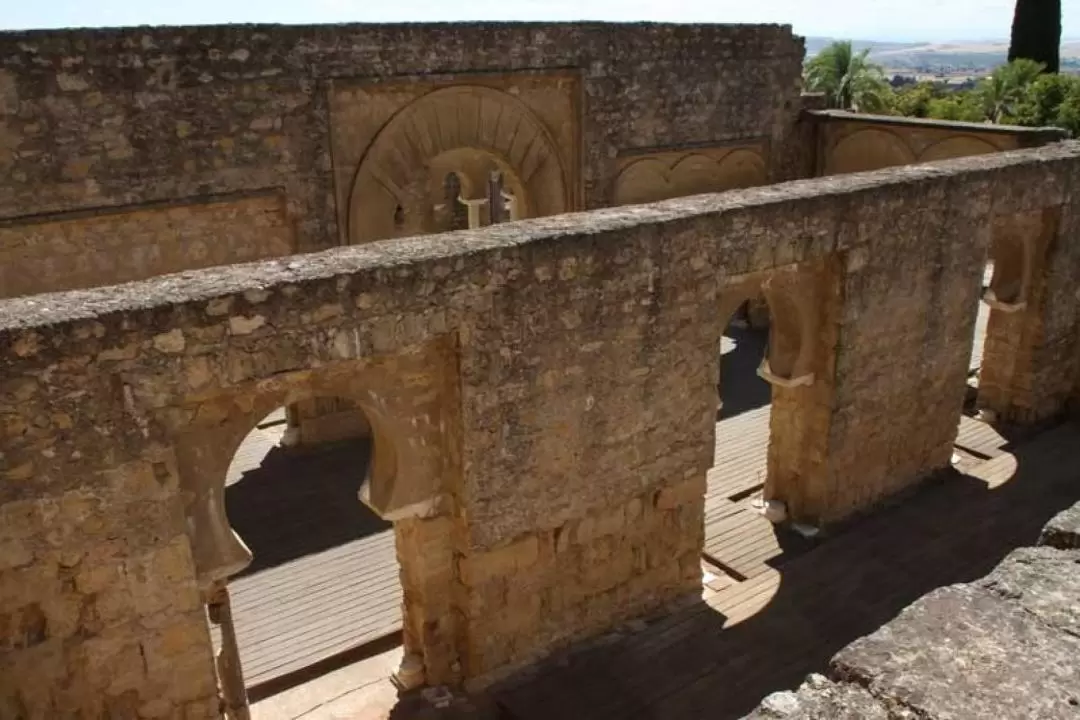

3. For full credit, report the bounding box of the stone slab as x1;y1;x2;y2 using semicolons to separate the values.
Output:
978;546;1080;638
1039;501;1080;549
831;584;1080;719
743;674;905;719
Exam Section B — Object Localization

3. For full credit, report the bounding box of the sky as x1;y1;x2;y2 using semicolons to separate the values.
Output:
2;0;1079;43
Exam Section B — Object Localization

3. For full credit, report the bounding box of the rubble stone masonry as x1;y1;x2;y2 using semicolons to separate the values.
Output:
3;142;1080;716
0;22;805;296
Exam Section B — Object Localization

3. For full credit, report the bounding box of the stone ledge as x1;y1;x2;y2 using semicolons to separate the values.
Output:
745;674;901;719
1039;503;1080;549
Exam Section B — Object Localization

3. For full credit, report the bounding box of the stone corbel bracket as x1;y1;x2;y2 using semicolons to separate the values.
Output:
983;210;1046;314
758;266;821;384
757;358;815;388
981;287;1027;313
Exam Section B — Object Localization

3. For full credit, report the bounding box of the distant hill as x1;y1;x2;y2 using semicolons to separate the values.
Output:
804;37;1080;74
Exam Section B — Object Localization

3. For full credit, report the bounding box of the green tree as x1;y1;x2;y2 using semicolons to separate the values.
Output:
804;41;892;113
888;82;937;118
925;92;987;123
1008;0;1062;73
977;58;1045;122
1054;87;1080;135
1012;72;1076;126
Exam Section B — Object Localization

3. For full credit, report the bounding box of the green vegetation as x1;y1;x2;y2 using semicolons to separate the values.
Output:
806;40;1080;136
804;40;892;112
1008;0;1062;73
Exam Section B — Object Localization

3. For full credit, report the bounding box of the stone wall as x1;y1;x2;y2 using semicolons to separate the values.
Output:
3;142;1080;716
0;22;804;296
744;498;1080;720
0;191;293;298
811;110;1067;176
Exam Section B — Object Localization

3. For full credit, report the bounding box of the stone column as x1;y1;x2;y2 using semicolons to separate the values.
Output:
206;582;251;720
755;265;837;526
977;208;1080;425
393;515;461;688
458;196;489;230
488;172;506;225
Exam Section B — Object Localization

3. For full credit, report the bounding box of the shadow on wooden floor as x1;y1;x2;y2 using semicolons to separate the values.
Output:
225;439;390;578
483;424;1080;720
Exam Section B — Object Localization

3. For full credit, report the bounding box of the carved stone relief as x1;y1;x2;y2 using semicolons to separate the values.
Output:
330;75;580;245
611;145;769;206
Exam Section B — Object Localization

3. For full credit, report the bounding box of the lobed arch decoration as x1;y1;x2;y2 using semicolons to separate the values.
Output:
612;148;769;206
823;128;916;175
983;209;1052;313
918;135;1001;163
714;263;831;521
717;267;820;390
347;85;570;244
170;378;447;592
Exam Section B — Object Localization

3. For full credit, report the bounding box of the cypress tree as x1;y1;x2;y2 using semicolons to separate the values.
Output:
1008;0;1062;73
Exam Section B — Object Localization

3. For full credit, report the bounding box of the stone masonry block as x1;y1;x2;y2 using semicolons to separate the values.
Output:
654;475;708;511
832;584;1080;719
457;535;540;588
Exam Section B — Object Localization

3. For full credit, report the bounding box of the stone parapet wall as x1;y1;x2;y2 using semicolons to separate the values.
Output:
743;495;1080;720
0;22;804;296
811;109;1067;176
3;142;1080;715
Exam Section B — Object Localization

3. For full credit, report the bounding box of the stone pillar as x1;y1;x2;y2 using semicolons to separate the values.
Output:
393;515;461;688
206;583;251;720
488;172;506;225
453;484;704;691
754;265;837;526
978;208;1077;425
458;196;489;230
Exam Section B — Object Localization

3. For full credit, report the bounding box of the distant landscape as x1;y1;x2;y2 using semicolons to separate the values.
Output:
805;37;1080;81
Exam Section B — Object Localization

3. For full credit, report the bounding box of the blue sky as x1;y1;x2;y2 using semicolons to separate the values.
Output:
2;0;1078;43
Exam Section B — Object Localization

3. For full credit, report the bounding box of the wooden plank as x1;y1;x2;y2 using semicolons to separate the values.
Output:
955;414;1010;458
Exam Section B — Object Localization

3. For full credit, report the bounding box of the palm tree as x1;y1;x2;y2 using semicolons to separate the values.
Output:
979;58;1046;123
1008;0;1061;73
804;41;891;113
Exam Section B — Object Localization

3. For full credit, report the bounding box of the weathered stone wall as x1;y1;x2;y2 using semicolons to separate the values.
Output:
812;110;1067;176
744;497;1080;720
0;191;293;298
3;142;1080;715
0;22;804;296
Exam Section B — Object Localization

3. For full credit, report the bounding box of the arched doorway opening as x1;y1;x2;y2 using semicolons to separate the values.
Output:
208;398;400;704
701;270;821;597
955;209;1050;464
